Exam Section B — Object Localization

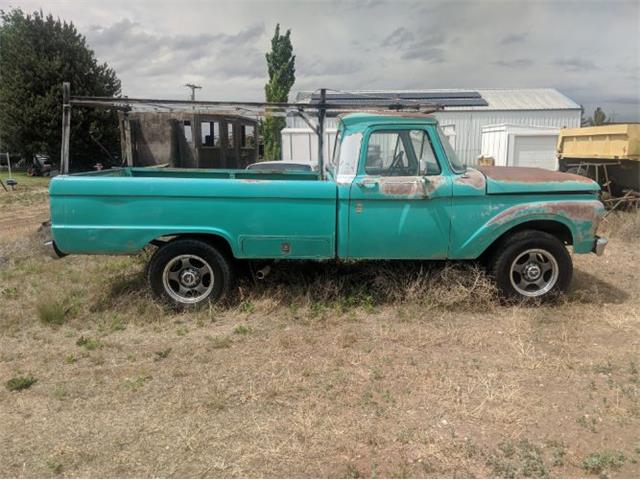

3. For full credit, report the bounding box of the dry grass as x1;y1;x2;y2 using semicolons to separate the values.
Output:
1;183;639;477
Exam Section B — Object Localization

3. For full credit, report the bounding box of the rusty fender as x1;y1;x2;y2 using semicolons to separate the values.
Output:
487;199;605;243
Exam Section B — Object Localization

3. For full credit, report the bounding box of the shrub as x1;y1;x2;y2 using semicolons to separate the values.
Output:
6;375;37;391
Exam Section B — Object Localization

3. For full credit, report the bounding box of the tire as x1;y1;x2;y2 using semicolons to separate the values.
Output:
490;230;572;301
147;238;233;309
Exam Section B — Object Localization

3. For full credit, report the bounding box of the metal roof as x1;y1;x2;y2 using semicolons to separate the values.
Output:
296;88;581;112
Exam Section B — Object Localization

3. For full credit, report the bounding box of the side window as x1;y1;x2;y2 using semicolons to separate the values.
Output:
227;123;234;147
365;131;415;176
409;130;440;175
183;121;193;143
201;121;220;147
241;125;255;148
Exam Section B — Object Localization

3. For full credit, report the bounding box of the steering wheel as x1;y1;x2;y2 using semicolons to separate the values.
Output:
388;151;404;175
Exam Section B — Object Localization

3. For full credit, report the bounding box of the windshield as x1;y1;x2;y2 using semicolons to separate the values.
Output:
437;126;465;173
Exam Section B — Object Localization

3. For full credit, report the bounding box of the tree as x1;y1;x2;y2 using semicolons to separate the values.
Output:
0;9;121;170
262;24;295;160
582;107;613;126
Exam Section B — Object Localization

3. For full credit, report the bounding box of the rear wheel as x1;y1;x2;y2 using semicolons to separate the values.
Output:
491;230;572;301
148;238;233;308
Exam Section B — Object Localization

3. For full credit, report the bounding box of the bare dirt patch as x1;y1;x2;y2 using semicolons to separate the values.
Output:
0;186;639;477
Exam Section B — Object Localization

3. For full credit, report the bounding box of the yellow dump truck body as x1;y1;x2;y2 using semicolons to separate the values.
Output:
557;124;640;161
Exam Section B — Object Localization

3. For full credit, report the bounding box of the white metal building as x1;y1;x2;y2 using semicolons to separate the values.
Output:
480;124;561;170
282;88;581;167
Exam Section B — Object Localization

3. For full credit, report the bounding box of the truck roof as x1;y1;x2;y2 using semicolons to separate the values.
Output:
339;112;437;132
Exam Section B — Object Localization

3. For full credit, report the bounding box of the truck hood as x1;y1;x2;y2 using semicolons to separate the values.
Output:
477;166;600;194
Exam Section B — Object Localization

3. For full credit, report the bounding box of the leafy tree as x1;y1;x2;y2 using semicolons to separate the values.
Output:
0;9;121;170
262;24;295;160
582;107;613;126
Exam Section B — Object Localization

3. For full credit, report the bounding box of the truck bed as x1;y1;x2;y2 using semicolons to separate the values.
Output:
50;166;336;259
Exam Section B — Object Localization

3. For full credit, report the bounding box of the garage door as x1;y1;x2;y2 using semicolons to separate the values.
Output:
512;135;558;170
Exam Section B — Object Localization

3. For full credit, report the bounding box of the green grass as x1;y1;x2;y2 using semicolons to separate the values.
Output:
0;171;50;188
233;324;252;335
76;336;103;350
154;348;171;361
37;300;67;326
208;335;232;349
582;450;625;476
6;375;37;391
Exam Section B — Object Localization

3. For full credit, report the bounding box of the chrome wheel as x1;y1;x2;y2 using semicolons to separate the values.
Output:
162;254;214;304
509;249;559;297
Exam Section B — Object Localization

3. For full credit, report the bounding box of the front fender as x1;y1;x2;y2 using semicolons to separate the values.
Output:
451;199;605;258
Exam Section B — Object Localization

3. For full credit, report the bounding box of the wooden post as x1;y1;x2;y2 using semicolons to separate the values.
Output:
60;82;71;174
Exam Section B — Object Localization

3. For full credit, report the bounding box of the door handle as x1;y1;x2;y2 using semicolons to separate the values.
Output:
356;179;379;190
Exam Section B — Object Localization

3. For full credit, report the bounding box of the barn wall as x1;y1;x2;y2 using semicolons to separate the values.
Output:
285;110;581;166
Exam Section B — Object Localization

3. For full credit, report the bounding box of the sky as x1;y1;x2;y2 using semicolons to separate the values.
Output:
2;0;639;120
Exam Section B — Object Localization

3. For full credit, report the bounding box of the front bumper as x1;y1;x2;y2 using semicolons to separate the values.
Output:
592;236;608;256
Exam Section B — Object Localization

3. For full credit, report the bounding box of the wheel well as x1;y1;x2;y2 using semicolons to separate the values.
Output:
151;233;235;260
480;220;573;263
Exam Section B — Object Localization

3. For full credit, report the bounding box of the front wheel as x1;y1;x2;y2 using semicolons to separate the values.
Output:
148;238;233;309
491;230;572;301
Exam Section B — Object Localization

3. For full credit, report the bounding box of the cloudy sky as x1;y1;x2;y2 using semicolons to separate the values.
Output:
3;0;639;120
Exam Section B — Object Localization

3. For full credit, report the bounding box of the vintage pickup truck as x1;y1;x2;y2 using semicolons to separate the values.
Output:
46;112;608;307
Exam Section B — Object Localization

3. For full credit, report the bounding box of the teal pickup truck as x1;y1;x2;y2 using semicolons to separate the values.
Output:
46;113;607;307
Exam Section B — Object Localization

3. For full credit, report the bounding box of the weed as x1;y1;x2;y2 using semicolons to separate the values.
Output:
239;300;254;314
176;325;188;336
205;389;228;412
63;354;77;364
123;375;151;391
577;414;597;433
370;366;384;381
594;360;614;375
6;375;37;391
344;462;361;478
109;316;126;332
46;459;63;475
547;441;566;467
154;348;171;361
52;385;67;400
76;336;102;350
487;440;547;478
1;286;18;298
233;324;252;335
208;335;232;349
582;450;625;476
37;300;67;326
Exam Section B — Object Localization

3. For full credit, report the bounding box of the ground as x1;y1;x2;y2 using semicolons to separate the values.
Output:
0;172;639;478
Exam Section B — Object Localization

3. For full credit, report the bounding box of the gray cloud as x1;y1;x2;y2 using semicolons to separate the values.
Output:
381;27;447;63
85;19;266;80
500;33;527;45
381;27;414;48
494;58;534;68
8;0;636;120
553;57;598;72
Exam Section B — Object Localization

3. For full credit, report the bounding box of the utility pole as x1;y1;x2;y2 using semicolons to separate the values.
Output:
184;83;202;101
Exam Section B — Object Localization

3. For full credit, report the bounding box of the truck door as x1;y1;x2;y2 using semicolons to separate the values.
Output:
347;126;452;259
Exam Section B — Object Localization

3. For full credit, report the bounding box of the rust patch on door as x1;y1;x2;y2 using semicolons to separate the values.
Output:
377;176;426;198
